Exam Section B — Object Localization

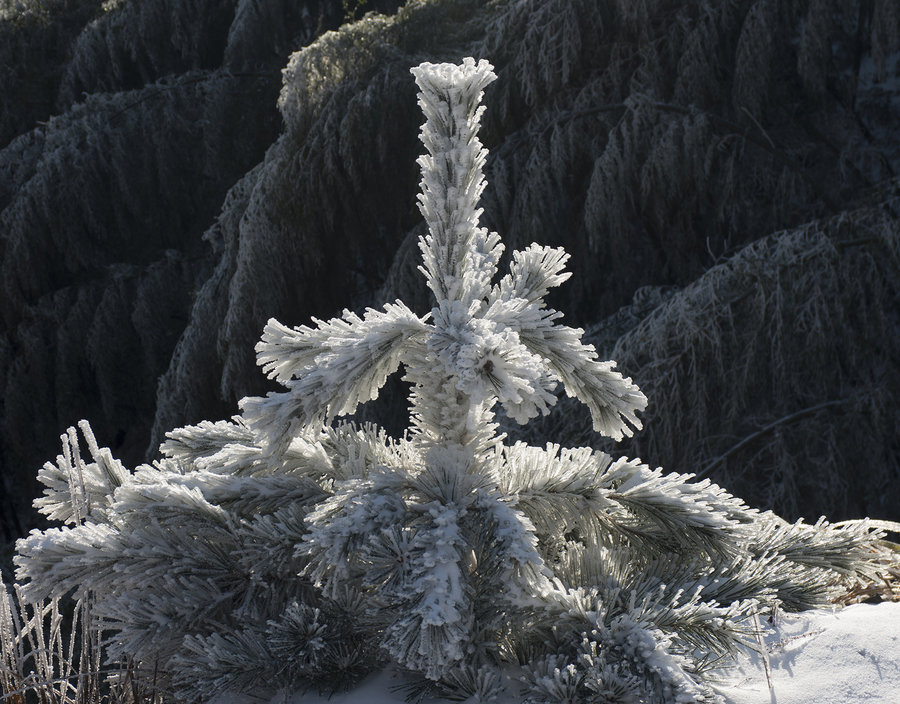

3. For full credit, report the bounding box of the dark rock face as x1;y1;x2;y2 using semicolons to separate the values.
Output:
2;0;899;547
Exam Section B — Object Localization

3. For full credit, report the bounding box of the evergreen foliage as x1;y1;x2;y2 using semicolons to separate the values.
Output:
147;0;900;522
14;59;884;704
3;0;899;611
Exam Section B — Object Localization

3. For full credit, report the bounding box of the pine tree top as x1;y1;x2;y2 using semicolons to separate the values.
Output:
243;57;646;460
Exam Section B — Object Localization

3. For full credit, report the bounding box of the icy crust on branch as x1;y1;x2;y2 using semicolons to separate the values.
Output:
411;58;500;308
242;301;430;446
12;58;886;704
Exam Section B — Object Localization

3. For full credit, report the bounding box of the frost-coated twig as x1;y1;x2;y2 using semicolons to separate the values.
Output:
750;611;774;696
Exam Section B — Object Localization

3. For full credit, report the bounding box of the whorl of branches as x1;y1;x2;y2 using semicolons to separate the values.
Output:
149;1;498;450
160;0;900;517
8;52;892;703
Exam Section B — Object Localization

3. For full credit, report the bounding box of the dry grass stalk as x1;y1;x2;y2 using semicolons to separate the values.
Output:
1;581;165;703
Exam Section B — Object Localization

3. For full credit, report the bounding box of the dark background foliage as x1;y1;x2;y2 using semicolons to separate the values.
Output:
2;0;898;564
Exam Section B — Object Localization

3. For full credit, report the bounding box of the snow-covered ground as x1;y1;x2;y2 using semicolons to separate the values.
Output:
712;601;900;704
220;602;899;704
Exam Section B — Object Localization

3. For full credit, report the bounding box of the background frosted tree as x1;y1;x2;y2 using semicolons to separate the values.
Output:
13;58;885;704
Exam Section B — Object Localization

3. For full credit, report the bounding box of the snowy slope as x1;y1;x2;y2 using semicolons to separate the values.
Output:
713;601;900;704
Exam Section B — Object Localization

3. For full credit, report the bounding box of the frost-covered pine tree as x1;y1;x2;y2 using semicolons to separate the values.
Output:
15;58;883;703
